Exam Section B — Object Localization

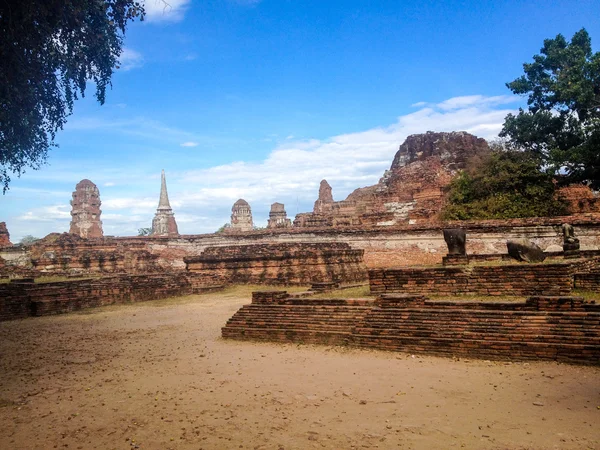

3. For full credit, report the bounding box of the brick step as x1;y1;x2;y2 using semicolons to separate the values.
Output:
222;328;351;345
365;308;600;317
351;335;600;353
225;323;356;332
360;314;600;325
351;339;600;363
355;320;600;331
230;311;367;320
351;330;600;345
226;313;366;323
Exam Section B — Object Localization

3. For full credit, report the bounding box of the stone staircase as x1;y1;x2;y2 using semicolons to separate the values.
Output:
222;292;600;364
222;292;373;345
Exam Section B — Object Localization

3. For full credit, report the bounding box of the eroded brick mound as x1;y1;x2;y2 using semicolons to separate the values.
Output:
295;131;490;227
185;242;367;285
558;184;600;214
390;131;490;171
0;222;11;247
25;233;161;275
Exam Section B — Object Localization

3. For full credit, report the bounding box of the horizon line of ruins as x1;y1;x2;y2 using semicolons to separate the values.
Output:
7;130;598;243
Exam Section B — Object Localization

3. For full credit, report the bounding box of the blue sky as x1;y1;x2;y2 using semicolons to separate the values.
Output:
2;0;599;241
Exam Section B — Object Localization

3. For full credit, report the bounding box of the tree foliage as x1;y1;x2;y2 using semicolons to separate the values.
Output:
215;223;231;233
0;0;145;192
19;235;40;246
441;147;569;220
137;227;152;236
500;28;600;188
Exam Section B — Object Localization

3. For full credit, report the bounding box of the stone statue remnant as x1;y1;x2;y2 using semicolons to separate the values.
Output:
267;203;291;229
562;223;580;258
507;239;546;263
151;170;179;236
443;228;466;255
442;228;468;265
69;179;103;238
0;222;11;246
230;199;253;231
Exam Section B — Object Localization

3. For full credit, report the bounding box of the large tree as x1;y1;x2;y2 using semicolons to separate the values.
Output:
500;28;600;188
0;0;144;192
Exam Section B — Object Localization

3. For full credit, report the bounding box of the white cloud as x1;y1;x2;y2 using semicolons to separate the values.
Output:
104;182;116;187
143;0;191;23
119;48;144;71
436;95;517;111
180;141;199;147
17;205;71;222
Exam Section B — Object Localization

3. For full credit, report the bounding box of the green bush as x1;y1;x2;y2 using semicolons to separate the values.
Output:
441;150;569;220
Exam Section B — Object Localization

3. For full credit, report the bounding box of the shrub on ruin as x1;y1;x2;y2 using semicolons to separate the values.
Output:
441;148;569;220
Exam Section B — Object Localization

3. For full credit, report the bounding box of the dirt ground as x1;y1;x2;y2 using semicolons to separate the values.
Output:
0;288;598;450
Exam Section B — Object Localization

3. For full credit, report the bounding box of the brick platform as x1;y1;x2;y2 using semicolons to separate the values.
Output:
185;243;367;285
369;263;574;297
0;273;222;321
222;292;600;364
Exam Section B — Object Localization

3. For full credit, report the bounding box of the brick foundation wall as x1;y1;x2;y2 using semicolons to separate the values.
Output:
0;273;221;321
185;243;368;285
222;293;600;364
368;263;573;297
574;272;600;291
3;214;600;275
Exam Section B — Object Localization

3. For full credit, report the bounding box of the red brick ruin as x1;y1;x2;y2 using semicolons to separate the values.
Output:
0;222;11;247
69;179;103;238
230;199;254;231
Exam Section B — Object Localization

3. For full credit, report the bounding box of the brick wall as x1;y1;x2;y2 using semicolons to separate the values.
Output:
369;263;573;297
222;292;600;364
185;243;368;285
3;214;600;274
0;273;221;321
574;272;600;291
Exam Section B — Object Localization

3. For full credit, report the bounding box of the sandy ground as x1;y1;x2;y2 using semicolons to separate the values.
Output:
0;289;599;450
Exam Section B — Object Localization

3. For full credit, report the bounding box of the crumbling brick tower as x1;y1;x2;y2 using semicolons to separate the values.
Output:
230;199;254;231
69;179;103;238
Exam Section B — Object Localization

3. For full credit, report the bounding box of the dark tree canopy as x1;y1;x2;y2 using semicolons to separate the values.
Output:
500;28;600;188
0;0;144;192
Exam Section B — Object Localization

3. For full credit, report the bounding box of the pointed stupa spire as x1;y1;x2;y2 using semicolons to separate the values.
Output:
157;169;172;210
151;169;179;236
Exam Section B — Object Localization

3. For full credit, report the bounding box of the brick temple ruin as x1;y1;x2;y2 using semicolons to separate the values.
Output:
69;179;103;238
1;130;599;364
230;199;253;231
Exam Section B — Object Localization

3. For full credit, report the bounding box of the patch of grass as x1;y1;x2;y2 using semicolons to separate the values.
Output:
309;285;373;299
572;289;600;302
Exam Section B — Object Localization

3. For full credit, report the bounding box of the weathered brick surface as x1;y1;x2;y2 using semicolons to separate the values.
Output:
3;214;600;274
0;273;221;321
0;222;11;247
222;293;600;364
185;243;368;285
368;263;574;297
222;293;374;345
574;272;600;291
